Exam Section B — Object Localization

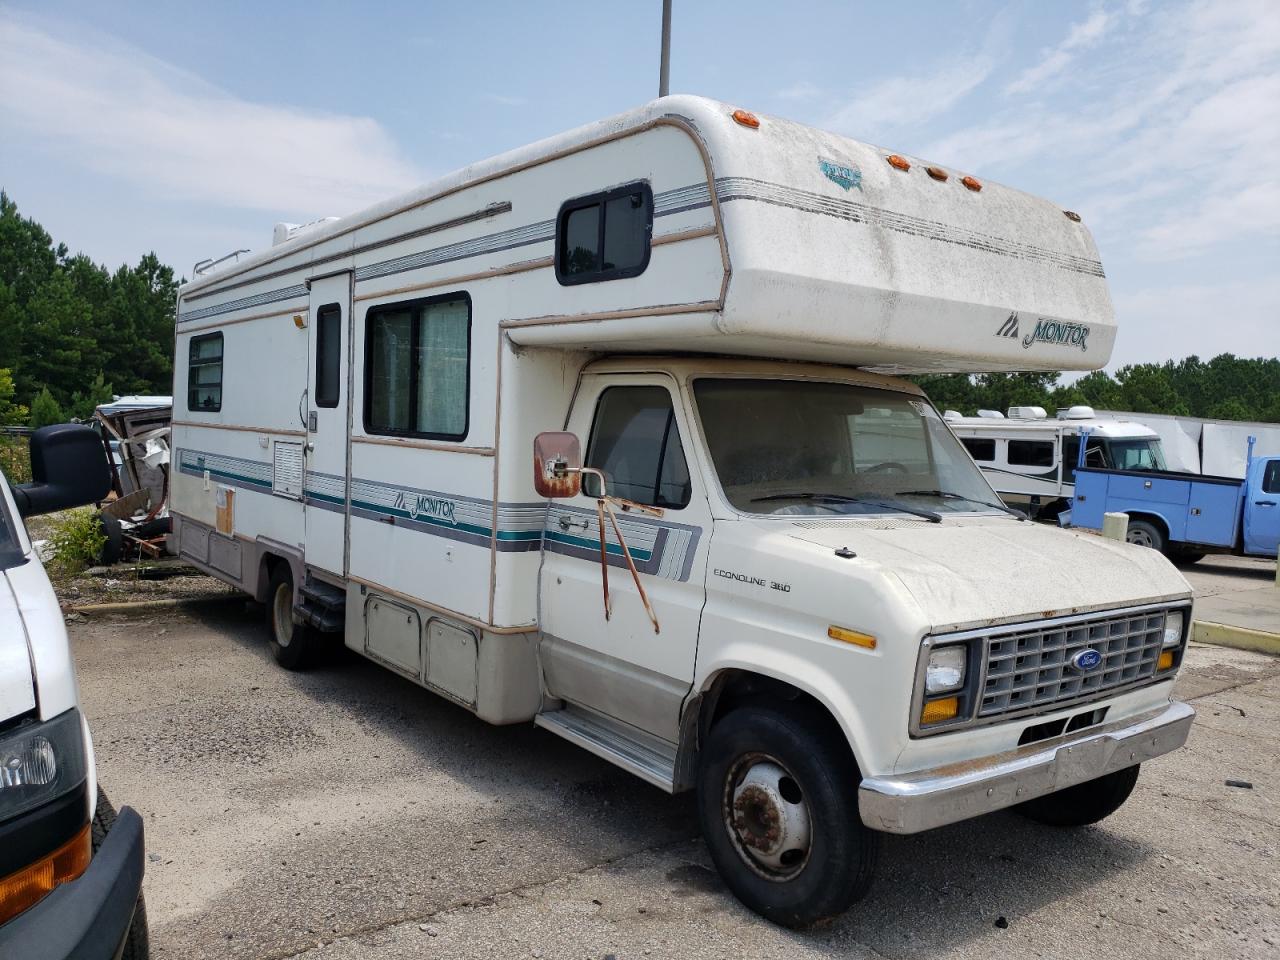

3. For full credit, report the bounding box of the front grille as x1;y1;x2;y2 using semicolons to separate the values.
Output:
979;610;1167;717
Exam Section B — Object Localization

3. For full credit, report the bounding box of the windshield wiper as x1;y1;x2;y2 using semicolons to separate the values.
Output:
896;489;1027;521
750;492;942;523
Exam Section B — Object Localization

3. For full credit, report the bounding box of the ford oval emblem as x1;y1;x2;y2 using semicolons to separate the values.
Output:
1070;648;1103;672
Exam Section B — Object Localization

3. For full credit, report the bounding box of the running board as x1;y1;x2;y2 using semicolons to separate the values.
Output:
535;706;677;793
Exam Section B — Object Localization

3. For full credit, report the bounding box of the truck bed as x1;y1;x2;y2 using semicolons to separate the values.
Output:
1072;466;1244;549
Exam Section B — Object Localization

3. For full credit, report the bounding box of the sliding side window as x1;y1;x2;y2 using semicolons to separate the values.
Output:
364;293;470;441
555;182;653;285
188;333;223;412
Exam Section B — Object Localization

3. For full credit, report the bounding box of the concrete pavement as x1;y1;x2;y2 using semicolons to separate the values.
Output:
1183;555;1280;653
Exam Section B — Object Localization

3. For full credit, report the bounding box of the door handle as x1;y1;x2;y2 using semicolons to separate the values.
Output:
1256;500;1277;507
558;514;590;531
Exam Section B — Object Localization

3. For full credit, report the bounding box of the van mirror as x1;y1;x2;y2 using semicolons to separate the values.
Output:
11;424;111;518
533;431;584;499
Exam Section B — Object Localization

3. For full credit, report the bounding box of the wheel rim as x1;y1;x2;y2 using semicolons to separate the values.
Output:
721;753;812;881
272;581;293;647
1127;527;1154;548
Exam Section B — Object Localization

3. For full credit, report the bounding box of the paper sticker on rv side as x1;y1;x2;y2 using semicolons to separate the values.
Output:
995;311;1089;352
394;490;457;525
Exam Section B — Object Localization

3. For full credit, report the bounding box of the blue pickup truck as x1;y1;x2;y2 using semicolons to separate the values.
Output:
1072;436;1280;564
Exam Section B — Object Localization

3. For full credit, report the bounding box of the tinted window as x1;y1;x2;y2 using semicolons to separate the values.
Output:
1264;461;1280;494
584;386;691;509
556;182;652;285
1008;440;1055;467
315;303;342;408
961;437;996;461
365;293;470;440
188;333;223;411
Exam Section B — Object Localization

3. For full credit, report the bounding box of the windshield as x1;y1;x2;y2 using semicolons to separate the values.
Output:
693;378;1003;517
1104;438;1166;471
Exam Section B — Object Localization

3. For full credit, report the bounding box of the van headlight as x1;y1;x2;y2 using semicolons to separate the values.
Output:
925;645;967;695
1162;611;1185;648
0;708;87;822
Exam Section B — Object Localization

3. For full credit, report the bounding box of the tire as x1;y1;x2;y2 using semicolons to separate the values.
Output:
266;563;313;670
1017;764;1140;827
1172;551;1205;566
97;512;123;565
1125;519;1165;554
92;788;150;960
696;702;881;928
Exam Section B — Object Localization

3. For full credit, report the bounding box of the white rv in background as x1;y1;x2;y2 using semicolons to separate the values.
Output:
945;405;1165;519
170;96;1195;927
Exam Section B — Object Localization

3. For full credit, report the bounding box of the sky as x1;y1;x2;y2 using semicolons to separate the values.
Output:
1;0;1276;372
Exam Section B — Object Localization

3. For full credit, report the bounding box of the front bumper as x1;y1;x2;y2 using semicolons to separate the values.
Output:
0;806;145;960
858;700;1194;834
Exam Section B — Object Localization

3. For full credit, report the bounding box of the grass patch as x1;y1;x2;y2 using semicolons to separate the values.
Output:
46;508;106;577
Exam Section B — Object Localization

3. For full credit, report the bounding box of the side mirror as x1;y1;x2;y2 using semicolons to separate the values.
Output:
533;432;584;499
11;424;111;518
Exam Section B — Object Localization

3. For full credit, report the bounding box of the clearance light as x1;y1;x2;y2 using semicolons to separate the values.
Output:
921;697;960;725
1064;210;1082;222
828;626;877;650
731;109;760;129
887;154;911;172
293;314;306;329
1158;650;1175;671
961;176;983;192
926;166;949;182
0;824;91;925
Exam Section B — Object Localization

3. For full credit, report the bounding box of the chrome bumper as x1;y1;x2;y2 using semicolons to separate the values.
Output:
859;700;1195;834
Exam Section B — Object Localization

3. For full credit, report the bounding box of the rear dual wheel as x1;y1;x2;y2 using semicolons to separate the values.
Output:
696;702;881;928
266;564;315;670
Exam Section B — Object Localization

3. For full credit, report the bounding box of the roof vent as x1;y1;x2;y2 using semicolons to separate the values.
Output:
273;217;341;247
1062;405;1095;420
943;409;962;421
1007;406;1047;420
977;409;1005;419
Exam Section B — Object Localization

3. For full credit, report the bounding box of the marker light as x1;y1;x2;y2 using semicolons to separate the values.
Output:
1162;611;1185;648
731;109;760;129
921;697;960;725
926;166;949;182
1064;210;1082;222
886;155;911;172
925;645;966;694
828;626;876;650
0;824;91;925
1158;650;1175;671
961;176;983;192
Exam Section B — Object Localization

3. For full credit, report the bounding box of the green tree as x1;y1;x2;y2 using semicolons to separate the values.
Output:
69;371;115;421
0;368;29;426
29;386;66;428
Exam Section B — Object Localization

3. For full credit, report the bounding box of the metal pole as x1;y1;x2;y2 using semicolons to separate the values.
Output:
659;0;672;97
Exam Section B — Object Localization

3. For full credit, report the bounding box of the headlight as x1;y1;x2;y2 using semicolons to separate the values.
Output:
925;645;967;695
1162;611;1185;648
0;709;86;822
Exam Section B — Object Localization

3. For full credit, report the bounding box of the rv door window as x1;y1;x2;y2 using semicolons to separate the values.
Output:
187;333;223;412
961;437;996;461
583;386;691;509
555;182;653;285
315;303;342;408
365;293;471;440
1007;439;1055;467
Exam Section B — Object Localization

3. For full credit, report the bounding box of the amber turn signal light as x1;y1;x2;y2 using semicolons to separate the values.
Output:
828;626;877;650
0;824;91;925
920;697;960;725
1158;649;1175;671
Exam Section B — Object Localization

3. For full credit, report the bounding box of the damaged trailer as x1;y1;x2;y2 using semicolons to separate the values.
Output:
93;396;173;561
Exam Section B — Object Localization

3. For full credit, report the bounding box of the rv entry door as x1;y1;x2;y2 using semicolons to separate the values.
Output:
304;272;353;576
539;373;711;744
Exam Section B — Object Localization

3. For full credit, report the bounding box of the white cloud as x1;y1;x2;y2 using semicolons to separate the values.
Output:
1005;9;1114;95
0;14;424;219
823;56;995;140
776;80;823;102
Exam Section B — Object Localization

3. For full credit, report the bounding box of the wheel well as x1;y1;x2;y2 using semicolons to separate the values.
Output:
675;670;859;791
1126;512;1168;538
255;552;286;603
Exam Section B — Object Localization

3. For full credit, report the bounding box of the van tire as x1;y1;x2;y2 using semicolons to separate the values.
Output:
92;788;150;960
1017;764;1140;827
1125;519;1165;554
696;702;881;928
266;563;313;670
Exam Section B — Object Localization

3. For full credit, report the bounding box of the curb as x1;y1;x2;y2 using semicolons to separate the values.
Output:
1192;620;1280;656
64;594;243;617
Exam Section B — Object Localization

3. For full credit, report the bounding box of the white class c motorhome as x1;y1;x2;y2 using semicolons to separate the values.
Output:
945;405;1166;519
170;96;1195;927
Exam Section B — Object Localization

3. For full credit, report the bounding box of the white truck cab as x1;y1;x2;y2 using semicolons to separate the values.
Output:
169;96;1196;927
0;425;148;958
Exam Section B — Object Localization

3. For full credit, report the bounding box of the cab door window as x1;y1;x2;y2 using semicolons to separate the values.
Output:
584;386;691;508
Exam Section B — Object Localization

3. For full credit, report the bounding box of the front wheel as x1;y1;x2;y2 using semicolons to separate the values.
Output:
696;702;881;928
1017;765;1140;827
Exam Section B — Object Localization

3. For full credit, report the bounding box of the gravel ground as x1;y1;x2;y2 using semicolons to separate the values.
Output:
68;592;1280;960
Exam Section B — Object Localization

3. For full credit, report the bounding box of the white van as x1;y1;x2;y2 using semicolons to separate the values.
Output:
946;406;1165;518
0;425;148;957
170;96;1195;926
